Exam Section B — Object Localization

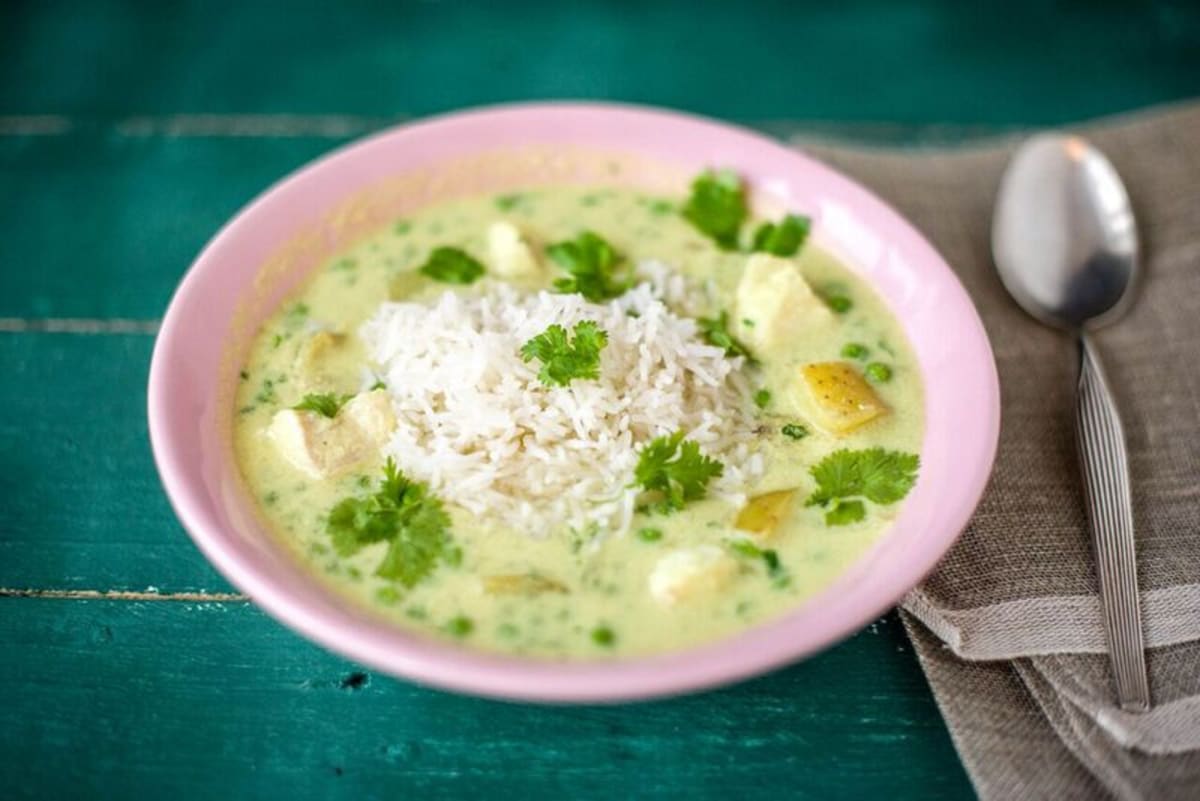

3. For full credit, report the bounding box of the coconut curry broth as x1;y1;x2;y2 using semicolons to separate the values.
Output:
233;185;923;658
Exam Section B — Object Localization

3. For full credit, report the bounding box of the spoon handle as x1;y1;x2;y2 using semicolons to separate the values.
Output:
1076;332;1150;712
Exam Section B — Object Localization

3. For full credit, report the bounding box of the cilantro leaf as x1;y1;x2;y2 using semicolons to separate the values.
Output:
326;458;454;588
634;431;724;513
520;320;608;387
751;214;811;256
727;539;791;588
546;231;630;301
682;169;747;250
804;448;919;524
293;392;352;419
419;246;485;284
698;310;754;361
824;499;866;526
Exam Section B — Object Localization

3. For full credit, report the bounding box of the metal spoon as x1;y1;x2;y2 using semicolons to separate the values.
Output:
992;133;1149;711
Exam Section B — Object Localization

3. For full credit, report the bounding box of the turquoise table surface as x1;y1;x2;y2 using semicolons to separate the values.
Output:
3;2;1197;798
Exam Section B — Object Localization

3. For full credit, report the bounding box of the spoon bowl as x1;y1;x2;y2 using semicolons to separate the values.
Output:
992;133;1139;330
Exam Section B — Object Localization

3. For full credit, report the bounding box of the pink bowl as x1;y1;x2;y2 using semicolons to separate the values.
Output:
148;102;999;702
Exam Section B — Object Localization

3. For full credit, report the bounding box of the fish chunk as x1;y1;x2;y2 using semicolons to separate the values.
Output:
267;390;396;480
735;253;831;355
487;221;541;279
648;545;739;606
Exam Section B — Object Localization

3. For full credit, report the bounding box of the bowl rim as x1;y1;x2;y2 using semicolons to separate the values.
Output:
148;100;1000;702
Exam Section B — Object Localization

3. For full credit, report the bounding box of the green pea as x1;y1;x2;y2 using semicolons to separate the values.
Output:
637;527;663;543
841;342;869;360
591;625;616;647
865;362;893;383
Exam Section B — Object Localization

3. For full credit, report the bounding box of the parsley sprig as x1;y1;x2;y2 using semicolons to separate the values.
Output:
804;448;919;526
546;231;630;301
419;246;486;284
520;320;609;387
634;431;724;514
751;213;811;257
728;539;791;588
697;310;755;361
682;169;812;256
293;392;352;419
682;169;747;251
327;458;454;587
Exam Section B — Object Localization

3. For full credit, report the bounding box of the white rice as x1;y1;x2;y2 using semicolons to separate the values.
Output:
358;263;764;539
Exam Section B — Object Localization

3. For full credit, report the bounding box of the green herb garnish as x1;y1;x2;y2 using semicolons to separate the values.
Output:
636;527;664;543
753;389;772;409
494;193;524;211
520;320;608;387
446;615;474;637
865;362;893;383
546;231;630;301
418;246;486;284
293;392;352;419
326;458;454;587
698;310;754;360
824;499;867;525
823;293;853;314
805;448;919;526
682;169;747;250
727;539;790;588
591;625;616;647
634;431;724;513
782;423;809;441
751;214;811;256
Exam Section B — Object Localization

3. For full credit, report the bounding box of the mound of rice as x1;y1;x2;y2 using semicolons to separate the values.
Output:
358;264;764;538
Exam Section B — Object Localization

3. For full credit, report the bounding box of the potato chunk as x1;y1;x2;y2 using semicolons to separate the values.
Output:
267;390;396;480
734;489;797;541
648;546;739;606
487;221;541;279
735;253;831;355
483;574;569;596
796;361;888;435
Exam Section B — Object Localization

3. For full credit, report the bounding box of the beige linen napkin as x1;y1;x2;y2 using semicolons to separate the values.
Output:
793;102;1200;798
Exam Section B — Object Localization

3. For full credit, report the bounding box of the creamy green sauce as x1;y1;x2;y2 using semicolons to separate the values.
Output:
234;187;923;659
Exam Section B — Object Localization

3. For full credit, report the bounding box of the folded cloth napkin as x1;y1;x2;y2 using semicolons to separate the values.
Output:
793;102;1200;799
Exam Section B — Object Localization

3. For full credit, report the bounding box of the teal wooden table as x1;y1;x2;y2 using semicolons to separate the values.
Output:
3;3;1197;798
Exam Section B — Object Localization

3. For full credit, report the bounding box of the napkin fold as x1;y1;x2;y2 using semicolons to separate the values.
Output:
794;101;1200;799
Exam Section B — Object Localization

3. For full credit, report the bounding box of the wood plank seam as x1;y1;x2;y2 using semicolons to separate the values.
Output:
0;588;247;602
0;115;72;135
0;318;160;334
115;114;400;138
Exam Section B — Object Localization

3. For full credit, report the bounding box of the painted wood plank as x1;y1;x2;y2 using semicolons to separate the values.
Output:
3;2;1196;124
0;332;231;592
0;599;972;800
0;135;334;319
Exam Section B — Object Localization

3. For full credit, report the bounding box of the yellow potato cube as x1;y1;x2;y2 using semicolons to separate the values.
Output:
797;361;888;435
734;489;797;541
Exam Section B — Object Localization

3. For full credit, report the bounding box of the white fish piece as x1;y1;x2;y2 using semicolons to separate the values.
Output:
486;221;541;279
735;253;831;355
267;390;396;480
648;545;739;606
